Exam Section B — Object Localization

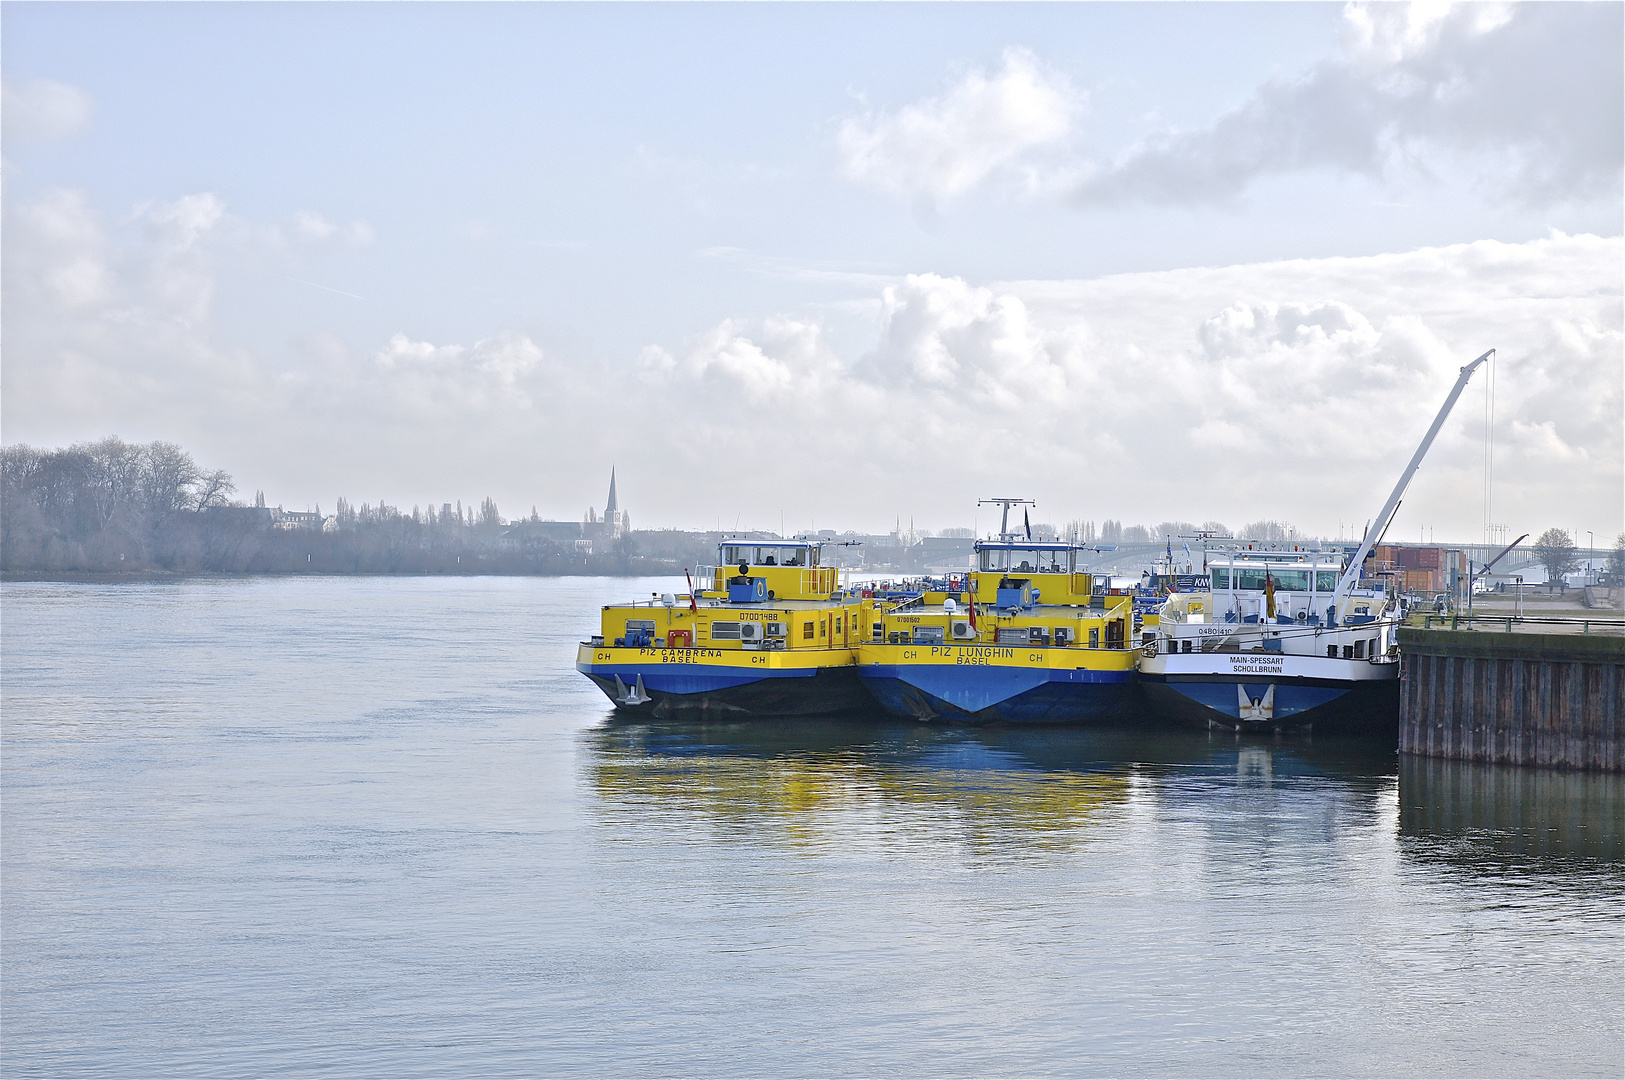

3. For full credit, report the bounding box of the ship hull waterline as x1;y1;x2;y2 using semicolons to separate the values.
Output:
856;643;1143;725
577;644;875;719
1138;671;1398;735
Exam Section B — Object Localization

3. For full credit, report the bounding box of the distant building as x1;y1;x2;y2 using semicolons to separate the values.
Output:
501;469;627;553
1369;544;1467;596
271;508;322;531
584;468;630;541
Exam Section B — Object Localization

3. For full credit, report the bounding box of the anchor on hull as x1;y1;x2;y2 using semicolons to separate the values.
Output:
613;674;650;706
1238;683;1275;723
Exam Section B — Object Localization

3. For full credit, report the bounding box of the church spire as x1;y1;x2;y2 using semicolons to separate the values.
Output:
605;467;618;514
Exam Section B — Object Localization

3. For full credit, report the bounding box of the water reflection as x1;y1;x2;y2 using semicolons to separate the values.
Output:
1399;754;1625;866
583;719;1129;854
582;718;1401;855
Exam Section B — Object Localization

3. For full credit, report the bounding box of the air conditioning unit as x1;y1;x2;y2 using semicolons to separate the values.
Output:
950;619;976;640
763;622;784;638
739;623;763;642
1053;626;1074;646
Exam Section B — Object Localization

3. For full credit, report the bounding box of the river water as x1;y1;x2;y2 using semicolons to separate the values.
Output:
3;576;1621;1077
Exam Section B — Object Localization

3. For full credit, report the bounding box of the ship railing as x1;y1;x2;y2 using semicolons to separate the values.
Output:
621;594;698;609
1419;613;1625;636
1175;618;1402;653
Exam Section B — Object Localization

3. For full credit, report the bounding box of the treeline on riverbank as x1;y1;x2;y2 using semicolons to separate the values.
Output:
1;438;692;577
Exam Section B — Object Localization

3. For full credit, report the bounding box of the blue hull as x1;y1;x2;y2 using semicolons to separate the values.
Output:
1140;673;1397;734
578;660;873;718
858;664;1138;724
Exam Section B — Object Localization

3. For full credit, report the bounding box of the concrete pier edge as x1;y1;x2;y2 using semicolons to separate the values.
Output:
1398;627;1624;773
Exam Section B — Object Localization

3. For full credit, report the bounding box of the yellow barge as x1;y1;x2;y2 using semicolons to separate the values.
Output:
857;539;1140;723
577;538;877;718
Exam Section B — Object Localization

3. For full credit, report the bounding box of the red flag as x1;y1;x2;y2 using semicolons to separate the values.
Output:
684;568;698;613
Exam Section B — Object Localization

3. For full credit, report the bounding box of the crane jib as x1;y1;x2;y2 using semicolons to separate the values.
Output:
1331;349;1494;613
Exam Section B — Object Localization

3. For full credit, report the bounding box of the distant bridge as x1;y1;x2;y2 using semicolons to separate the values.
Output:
1070;540;1597;579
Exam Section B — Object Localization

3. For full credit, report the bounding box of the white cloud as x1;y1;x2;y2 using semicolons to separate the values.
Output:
1508;419;1586;465
665;317;846;408
292;211;374;247
1073;2;1623;207
621;232;1620;535
145;193;225;251
365;332;544;410
2;180;1617;535
1;78;95;142
838;48;1081;207
2;189;399;461
376;333;465;367
9;189;112;308
867;274;1063;409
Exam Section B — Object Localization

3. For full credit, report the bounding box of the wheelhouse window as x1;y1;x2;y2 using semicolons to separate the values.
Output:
978;547;1070;573
720;544;814;567
1233;568;1269;591
1215;564;1335;591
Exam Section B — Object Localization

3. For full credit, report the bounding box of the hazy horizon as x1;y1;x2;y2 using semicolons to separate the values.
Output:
4;2;1621;543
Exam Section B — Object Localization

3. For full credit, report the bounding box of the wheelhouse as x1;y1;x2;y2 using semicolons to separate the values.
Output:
1200;549;1380;625
718;541;822;569
704;537;842;602
969;540;1097;606
975;542;1074;575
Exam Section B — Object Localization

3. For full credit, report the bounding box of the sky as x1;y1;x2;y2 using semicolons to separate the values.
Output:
3;1;1621;544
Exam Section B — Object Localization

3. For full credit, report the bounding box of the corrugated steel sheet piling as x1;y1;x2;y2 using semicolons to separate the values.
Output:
1398;627;1624;772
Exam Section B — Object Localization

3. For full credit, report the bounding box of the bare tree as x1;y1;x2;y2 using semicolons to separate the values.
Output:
1606;532;1625;586
1533;527;1579;585
193;469;236;510
1063;520;1096;544
143;442;202;513
1242;520;1297;542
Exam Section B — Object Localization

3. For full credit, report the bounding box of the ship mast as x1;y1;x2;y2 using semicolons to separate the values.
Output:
1331;349;1494;619
978;497;1035;542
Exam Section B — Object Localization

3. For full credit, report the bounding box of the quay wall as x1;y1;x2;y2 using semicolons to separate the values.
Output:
1398;628;1624;772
